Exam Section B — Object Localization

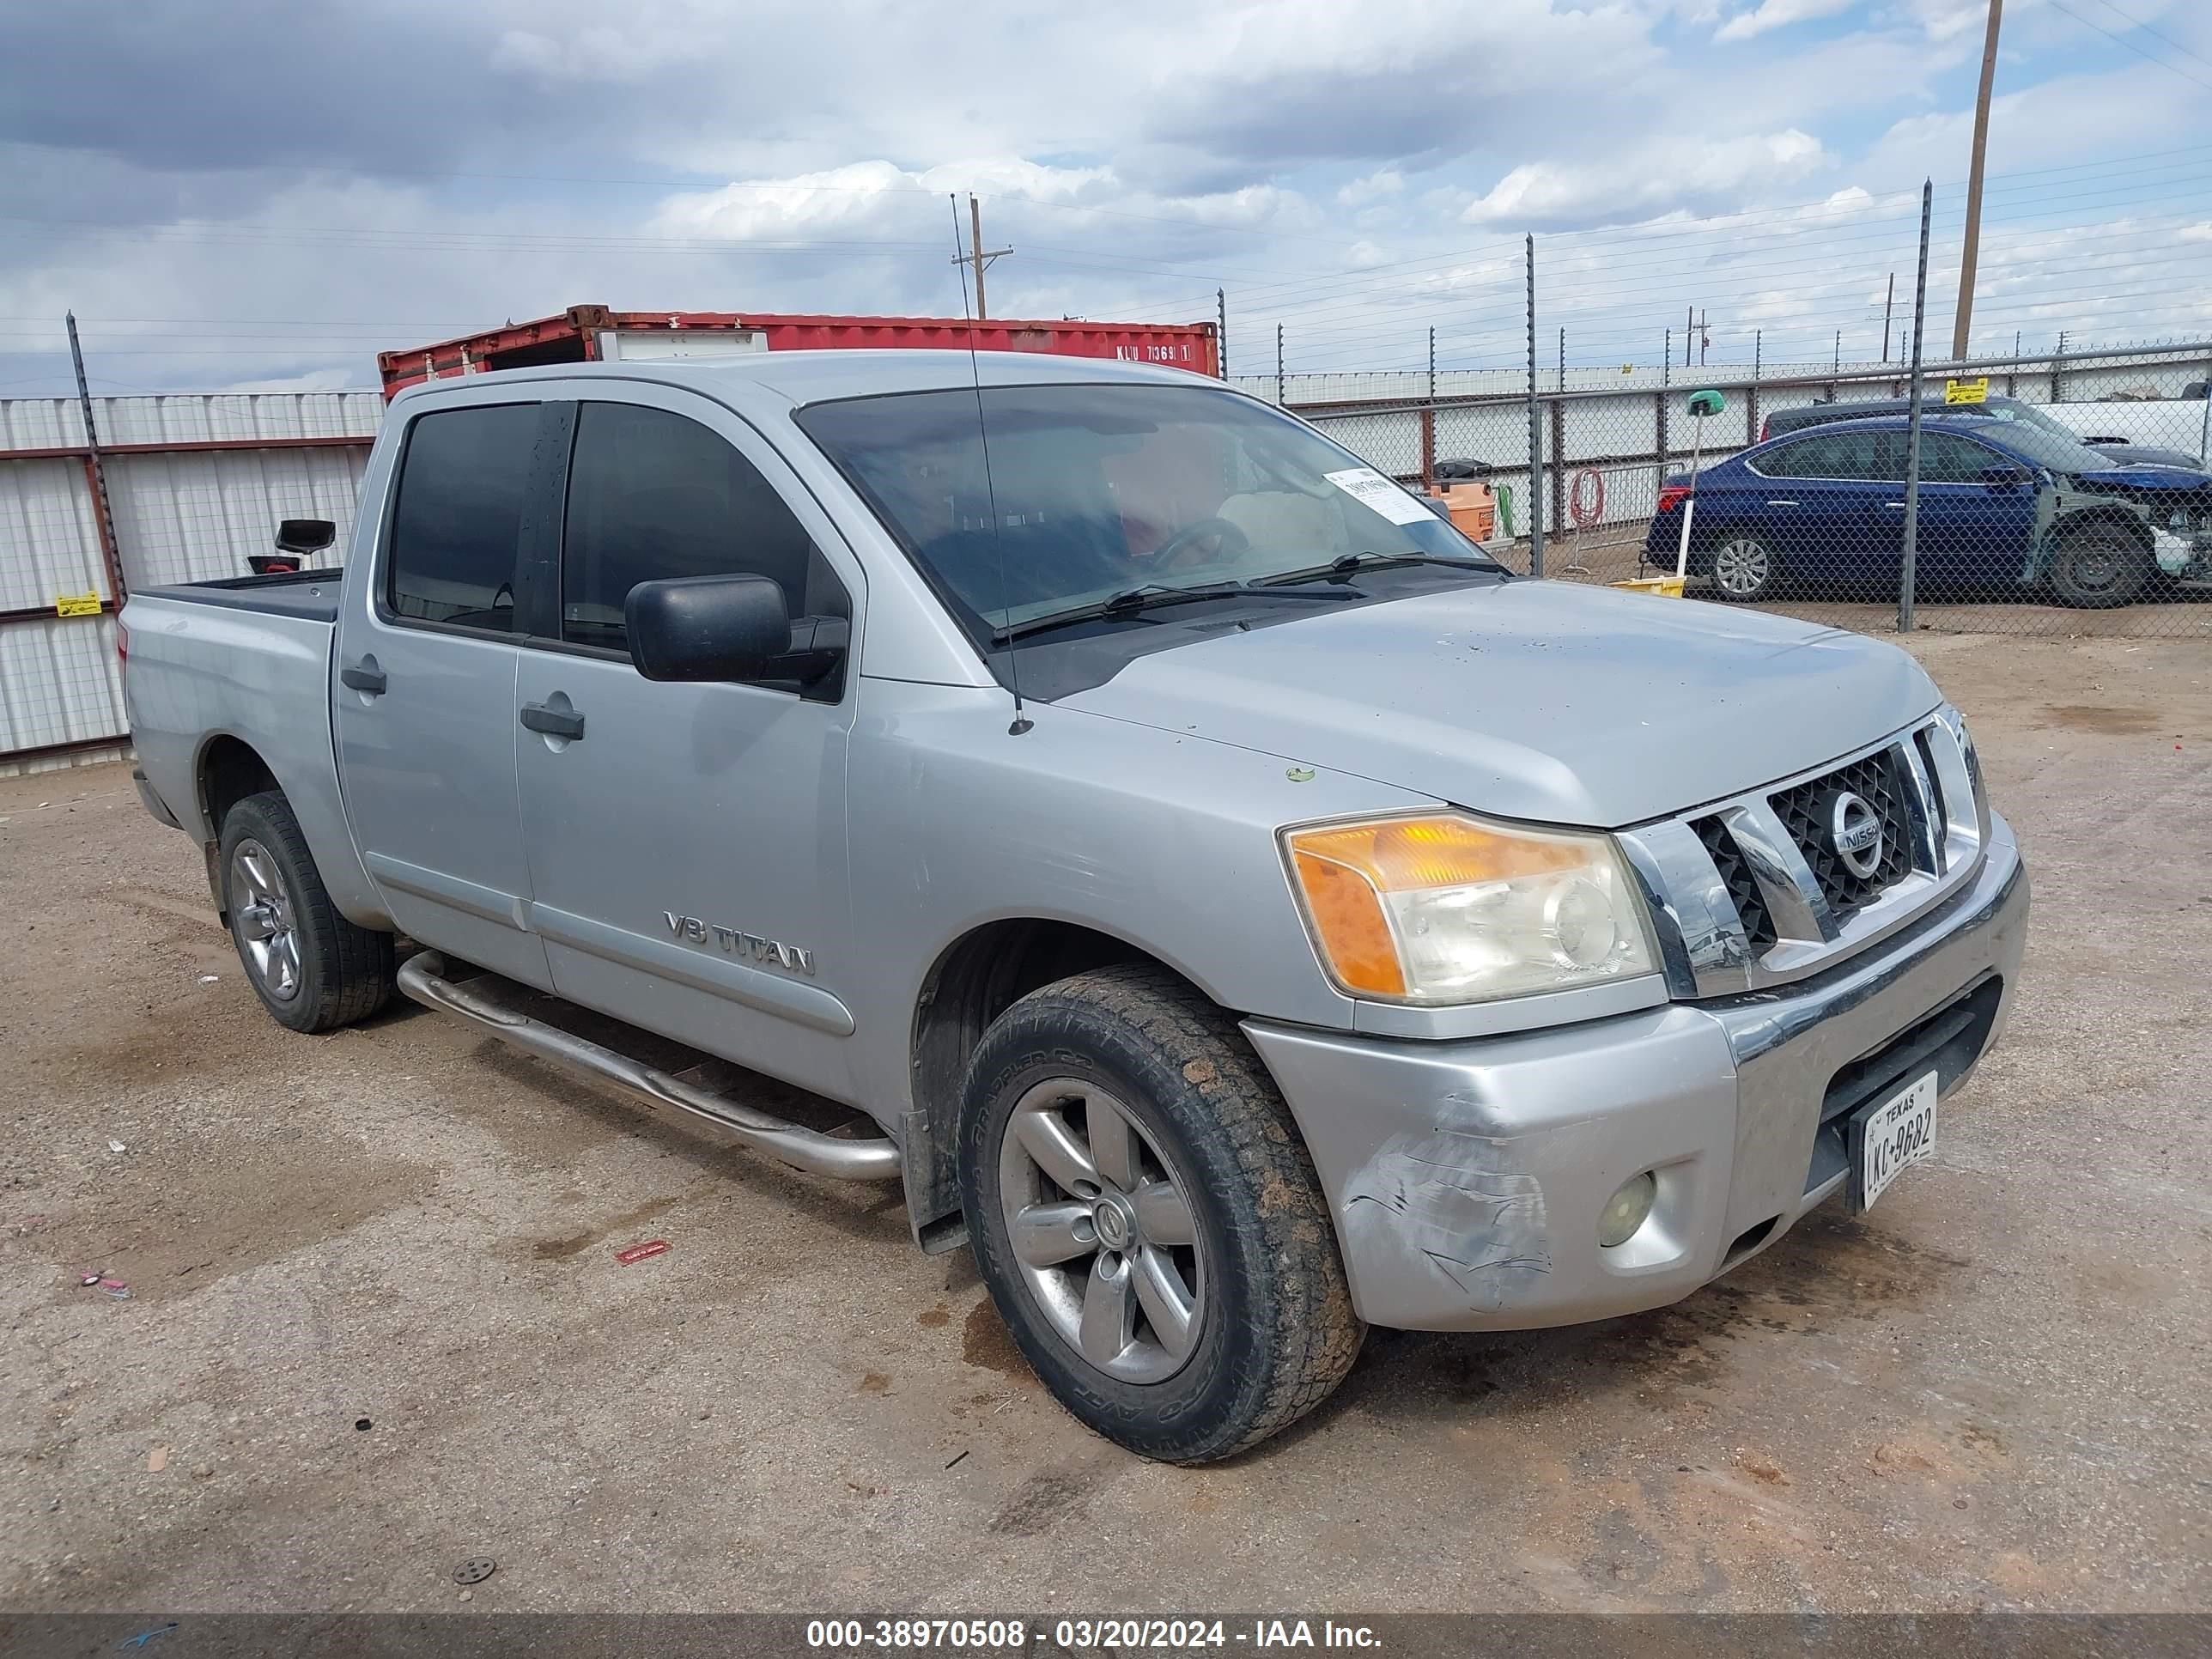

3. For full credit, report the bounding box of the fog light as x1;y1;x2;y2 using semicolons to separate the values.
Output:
1598;1171;1656;1249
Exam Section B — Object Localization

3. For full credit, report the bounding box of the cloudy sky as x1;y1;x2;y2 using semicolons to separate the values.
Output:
2;0;2209;395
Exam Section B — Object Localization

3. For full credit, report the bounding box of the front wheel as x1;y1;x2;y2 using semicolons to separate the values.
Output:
957;965;1364;1462
2048;524;2151;608
1709;532;1781;602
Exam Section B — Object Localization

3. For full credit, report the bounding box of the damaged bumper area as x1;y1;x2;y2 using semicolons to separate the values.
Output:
1242;815;2027;1333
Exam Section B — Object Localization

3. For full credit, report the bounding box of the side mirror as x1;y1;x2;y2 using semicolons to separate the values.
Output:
625;573;793;683
1978;465;2031;490
275;518;336;555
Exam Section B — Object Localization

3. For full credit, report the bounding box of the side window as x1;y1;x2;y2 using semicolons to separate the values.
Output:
1918;431;1999;483
561;402;848;654
386;404;541;631
1775;430;1881;480
1757;438;1813;478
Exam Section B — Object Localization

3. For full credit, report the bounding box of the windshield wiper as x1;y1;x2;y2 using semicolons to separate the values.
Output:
993;580;1363;644
1255;550;1499;586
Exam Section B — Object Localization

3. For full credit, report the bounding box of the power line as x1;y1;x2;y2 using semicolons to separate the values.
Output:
2039;0;2212;91
2081;0;2212;74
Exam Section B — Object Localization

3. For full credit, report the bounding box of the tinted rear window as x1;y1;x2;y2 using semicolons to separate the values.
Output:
386;404;540;632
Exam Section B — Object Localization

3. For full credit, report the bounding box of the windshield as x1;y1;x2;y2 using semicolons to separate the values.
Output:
795;382;1491;640
1969;419;2125;475
1978;398;2071;440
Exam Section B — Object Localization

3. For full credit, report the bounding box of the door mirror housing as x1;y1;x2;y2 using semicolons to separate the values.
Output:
1978;465;2032;491
275;518;337;555
625;574;793;683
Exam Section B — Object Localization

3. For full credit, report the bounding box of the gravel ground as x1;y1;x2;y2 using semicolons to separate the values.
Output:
2;631;2207;1614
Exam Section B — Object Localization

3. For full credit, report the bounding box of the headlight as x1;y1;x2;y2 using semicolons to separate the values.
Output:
1281;811;1659;1006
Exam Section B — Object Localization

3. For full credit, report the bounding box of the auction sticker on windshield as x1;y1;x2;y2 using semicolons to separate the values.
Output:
1324;465;1436;526
1850;1070;1938;1212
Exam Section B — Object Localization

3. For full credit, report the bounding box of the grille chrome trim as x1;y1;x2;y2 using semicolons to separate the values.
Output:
1723;799;1837;945
1617;711;1985;999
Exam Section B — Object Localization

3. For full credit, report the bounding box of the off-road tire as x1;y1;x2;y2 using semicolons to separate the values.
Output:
218;790;394;1033
958;963;1364;1462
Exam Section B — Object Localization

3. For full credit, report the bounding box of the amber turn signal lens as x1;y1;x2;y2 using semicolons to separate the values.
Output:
1282;812;1655;1006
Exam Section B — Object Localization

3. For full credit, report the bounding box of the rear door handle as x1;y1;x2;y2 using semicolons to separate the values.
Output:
520;702;586;740
339;659;386;695
1765;499;1798;507
1883;501;1907;509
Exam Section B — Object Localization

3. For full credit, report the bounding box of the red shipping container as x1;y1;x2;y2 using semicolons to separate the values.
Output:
378;305;1219;400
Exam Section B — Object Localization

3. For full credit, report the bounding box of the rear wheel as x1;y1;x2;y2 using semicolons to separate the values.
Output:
957;964;1363;1462
1709;532;1780;601
2049;523;2151;608
218;791;394;1033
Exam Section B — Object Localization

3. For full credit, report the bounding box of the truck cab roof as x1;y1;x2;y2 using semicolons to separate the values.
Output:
389;348;1224;413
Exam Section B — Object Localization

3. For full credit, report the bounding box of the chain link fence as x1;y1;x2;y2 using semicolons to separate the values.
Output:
1296;337;2212;641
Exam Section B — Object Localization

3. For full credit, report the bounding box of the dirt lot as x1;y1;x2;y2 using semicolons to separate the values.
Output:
3;632;2209;1615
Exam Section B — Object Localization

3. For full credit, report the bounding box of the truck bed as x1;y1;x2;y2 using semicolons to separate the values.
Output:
120;580;383;926
134;568;345;624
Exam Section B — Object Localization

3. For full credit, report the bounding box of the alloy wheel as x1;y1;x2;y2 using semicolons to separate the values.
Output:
996;1079;1206;1383
231;838;302;1001
1714;537;1771;597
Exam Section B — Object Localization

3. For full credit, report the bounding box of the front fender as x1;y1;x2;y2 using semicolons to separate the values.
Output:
837;680;1433;1129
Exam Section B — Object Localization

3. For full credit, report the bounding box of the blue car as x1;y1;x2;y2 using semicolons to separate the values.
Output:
1643;415;2212;608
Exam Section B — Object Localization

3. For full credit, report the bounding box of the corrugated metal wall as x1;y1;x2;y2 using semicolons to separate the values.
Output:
0;392;382;770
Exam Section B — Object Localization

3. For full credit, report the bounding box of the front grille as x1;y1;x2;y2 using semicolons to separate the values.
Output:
1613;713;1981;1000
1692;813;1776;951
1912;728;1947;829
1769;750;1913;920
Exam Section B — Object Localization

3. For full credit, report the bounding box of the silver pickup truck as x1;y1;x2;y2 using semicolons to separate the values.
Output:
121;351;2028;1462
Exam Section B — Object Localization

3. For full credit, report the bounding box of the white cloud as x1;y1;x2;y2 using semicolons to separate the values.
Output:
3;0;2209;392
1462;131;1829;227
1716;0;1854;44
1337;169;1406;208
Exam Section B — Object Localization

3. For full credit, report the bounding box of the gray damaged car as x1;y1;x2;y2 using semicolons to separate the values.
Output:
120;350;2027;1461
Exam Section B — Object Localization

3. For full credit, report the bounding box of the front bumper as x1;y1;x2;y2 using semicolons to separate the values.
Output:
1243;814;2027;1332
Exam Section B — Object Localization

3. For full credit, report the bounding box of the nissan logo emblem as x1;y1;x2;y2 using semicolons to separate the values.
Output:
1829;791;1883;879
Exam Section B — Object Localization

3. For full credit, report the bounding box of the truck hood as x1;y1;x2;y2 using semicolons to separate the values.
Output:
1058;580;1941;828
2081;441;2206;472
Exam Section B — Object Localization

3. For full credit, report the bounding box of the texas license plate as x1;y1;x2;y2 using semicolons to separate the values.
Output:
1850;1071;1938;1212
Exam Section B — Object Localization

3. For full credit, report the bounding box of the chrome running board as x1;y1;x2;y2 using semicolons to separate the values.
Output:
395;952;902;1182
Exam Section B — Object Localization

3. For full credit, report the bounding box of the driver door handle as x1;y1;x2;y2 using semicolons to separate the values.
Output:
339;660;386;695
519;702;585;740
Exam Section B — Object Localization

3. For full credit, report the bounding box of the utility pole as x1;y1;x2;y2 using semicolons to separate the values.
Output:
951;195;1012;320
1216;288;1227;378
1685;306;1693;368
1698;310;1709;367
1428;325;1436;403
1275;323;1285;404
1883;271;1895;363
1558;326;1565;392
1953;0;2004;359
